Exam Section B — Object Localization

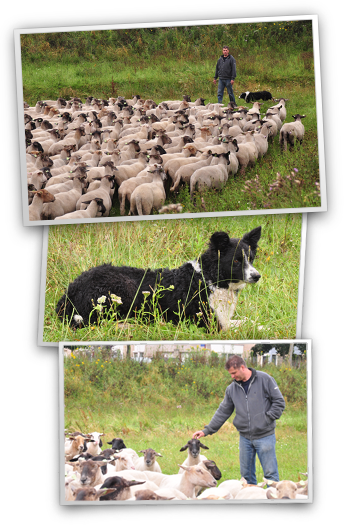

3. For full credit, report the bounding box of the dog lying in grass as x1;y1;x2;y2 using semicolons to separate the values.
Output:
238;91;273;103
56;227;262;331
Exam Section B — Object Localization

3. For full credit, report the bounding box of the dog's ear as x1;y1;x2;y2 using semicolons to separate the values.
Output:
241;226;262;248
210;231;231;252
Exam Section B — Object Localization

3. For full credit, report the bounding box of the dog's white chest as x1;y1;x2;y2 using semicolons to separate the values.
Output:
209;283;246;330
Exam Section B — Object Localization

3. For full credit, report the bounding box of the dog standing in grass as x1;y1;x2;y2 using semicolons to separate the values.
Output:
56;227;262;331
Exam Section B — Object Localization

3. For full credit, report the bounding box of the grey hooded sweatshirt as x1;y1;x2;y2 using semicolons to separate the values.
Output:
202;368;285;441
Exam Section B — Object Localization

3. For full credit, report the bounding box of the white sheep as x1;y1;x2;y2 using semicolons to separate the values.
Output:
114;152;149;186
177;439;209;474
158;464;217;499
76;174;115;216
170;151;213;192
28;189;55;221
189;152;231;201
54;198;105;220
279;114;306;151
42;174;86;220
129;166;167;216
134;448;163;473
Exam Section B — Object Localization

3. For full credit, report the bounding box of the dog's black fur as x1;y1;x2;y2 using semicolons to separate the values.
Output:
56;228;261;330
238;91;273;103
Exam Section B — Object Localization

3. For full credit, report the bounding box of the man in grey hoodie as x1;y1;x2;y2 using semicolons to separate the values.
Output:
213;46;237;104
193;355;285;485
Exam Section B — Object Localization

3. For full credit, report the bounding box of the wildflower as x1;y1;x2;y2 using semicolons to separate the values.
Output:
177;405;182;409
142;291;150;296
97;296;107;304
110;293;122;304
169;285;175;290
293;168;299;172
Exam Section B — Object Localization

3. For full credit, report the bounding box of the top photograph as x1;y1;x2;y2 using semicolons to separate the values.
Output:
15;15;326;226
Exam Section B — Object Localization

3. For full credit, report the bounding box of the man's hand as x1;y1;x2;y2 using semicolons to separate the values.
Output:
213;79;217;84
192;430;205;439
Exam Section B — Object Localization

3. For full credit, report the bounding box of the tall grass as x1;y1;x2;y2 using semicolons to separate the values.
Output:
44;213;302;343
64;349;309;480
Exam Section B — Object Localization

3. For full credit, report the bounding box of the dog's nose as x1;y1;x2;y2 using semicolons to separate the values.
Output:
253;273;261;282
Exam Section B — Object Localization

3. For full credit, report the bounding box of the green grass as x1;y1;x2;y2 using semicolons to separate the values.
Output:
64;352;308;481
21;20;321;215
44;213;302;343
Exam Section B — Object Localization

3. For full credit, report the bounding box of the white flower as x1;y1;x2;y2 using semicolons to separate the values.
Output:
97;296;107;304
110;294;122;304
142;291;150;296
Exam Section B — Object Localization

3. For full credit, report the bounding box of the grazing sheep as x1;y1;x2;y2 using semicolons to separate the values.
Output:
279;114;306;151
129;166;167;216
28;189;55;221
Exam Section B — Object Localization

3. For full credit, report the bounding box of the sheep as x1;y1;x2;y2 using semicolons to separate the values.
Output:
86;432;104;456
69;459;111;487
268;98;288;122
178;439;209;474
48;127;86;156
76;174;115;217
198;478;244;500
133;489;174;501
158;464;217;499
190;152;231;201
69;486;119;501
117;164;160;215
54;198;105;220
129;166;167;216
106;437;127;450
65;435;88;461
113;152;149;186
170;151;213;192
235;486;268;499
265;478;308;499
41;174;86;220
279;114;306;151
134;448;163;473
28;189;55;221
97;476;147;501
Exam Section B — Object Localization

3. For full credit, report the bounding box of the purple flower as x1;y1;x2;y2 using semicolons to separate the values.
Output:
293;168;299;172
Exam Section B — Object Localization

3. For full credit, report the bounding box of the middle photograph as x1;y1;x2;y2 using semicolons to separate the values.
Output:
40;212;305;345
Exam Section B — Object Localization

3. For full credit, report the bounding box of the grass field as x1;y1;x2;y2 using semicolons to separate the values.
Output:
44;213;303;343
20;20;322;215
64;348;309;481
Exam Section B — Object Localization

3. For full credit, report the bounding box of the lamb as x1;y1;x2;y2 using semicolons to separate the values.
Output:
69;486;119;501
134;448;163;473
28;189;55;221
189;152;231;201
198;478;244;499
265;478;308;499
129;166;167;216
41;174;86;220
158;464;217;499
178;439;209;474
279;114;306;151
97;476;148;501
54;198;105;220
86;432;104;456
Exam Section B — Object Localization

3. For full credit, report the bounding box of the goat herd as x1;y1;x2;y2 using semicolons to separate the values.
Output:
25;94;306;221
65;432;308;502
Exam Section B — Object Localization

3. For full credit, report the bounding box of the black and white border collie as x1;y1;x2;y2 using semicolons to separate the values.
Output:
56;227;261;331
239;91;273;103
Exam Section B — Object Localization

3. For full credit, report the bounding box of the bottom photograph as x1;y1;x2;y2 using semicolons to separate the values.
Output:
60;340;312;505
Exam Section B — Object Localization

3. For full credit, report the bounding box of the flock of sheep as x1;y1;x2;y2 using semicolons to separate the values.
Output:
25;94;306;221
65;433;308;502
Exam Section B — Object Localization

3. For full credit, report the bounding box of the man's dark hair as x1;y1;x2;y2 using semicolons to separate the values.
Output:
223;45;229;50
225;355;246;370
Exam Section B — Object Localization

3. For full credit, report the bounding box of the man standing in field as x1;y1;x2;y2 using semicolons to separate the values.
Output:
213;46;237;105
193;355;285;484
